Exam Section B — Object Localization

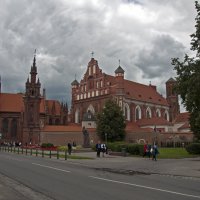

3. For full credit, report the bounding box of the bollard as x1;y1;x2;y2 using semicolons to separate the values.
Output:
65;150;67;160
36;149;38;157
57;150;59;159
14;147;15;153
18;147;19;154
49;150;51;158
26;148;27;155
42;149;44;158
11;147;13;152
31;148;32;155
22;147;23;154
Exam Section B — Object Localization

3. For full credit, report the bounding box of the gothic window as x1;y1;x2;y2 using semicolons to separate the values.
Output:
63;116;67;125
100;80;103;87
124;103;130;121
93;65;96;74
89;66;91;75
156;109;161;117
135;106;141;121
75;109;80;123
55;119;60;125
146;107;152;119
11;119;17;138
2;118;9;137
164;110;169;121
49;118;53;125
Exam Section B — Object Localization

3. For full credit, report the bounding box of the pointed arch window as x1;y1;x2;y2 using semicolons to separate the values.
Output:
164;110;169;121
156;109;161;117
135;105;141;121
2;118;9;138
11;119;17;138
124;103;130;121
55;119;60;125
146;107;152;119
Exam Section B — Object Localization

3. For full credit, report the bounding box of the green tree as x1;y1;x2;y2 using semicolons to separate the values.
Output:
172;1;200;140
96;99;126;142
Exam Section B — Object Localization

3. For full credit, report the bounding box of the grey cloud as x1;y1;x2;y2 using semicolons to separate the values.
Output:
135;34;185;79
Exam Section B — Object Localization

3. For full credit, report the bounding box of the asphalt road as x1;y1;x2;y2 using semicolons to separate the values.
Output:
0;152;200;200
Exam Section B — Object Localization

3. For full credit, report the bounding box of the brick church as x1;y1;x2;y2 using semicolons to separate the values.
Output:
71;57;179;128
0;54;68;145
0;54;192;146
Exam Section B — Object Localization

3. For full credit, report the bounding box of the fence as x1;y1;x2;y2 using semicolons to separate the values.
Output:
160;141;191;148
0;145;68;160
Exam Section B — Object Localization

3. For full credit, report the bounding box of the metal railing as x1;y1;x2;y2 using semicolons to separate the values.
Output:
0;145;68;160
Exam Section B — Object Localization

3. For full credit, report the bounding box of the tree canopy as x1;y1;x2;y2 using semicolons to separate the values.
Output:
96;99;126;142
172;1;200;140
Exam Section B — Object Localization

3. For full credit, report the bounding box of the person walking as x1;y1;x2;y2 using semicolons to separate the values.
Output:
101;143;106;157
67;142;72;155
152;144;159;161
143;142;148;157
96;141;101;157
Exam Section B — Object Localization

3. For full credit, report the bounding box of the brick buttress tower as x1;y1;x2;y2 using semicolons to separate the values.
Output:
166;77;180;122
23;52;42;145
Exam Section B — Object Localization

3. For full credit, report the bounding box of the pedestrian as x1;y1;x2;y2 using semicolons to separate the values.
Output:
152;144;159;161
67;142;72;155
101;143;106;157
143;142;148;157
96;141;101;157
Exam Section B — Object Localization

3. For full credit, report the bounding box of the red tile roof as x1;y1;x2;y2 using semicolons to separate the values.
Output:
0;93;46;114
174;112;190;123
104;73;168;106
123;80;168;106
178;121;190;130
0;93;24;112
46;100;61;115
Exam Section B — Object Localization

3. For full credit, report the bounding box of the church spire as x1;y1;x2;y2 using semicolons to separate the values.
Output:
30;49;37;83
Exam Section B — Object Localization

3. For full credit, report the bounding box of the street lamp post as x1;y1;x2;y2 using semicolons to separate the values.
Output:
105;133;107;144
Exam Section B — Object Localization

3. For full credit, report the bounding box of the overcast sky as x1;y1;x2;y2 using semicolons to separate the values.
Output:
0;0;196;110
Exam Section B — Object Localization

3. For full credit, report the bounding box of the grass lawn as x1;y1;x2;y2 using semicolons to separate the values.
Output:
158;148;197;159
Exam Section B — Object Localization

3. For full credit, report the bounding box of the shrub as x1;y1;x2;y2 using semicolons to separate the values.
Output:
106;142;143;155
41;143;54;148
185;143;200;154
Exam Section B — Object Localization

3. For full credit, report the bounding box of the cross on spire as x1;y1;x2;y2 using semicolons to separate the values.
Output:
119;59;121;66
91;51;94;58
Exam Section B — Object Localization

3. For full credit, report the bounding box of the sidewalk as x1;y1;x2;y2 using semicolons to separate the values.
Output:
70;151;200;178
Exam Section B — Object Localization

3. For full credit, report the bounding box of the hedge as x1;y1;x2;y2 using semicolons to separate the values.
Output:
185;143;200;154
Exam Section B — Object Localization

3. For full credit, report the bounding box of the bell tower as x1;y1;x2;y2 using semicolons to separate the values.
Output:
23;50;42;145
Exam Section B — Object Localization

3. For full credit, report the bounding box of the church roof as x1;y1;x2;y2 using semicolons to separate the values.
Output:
174;112;190;123
46;100;62;115
71;79;79;86
115;66;124;74
0;93;45;113
0;93;24;112
123;79;168;106
166;77;176;83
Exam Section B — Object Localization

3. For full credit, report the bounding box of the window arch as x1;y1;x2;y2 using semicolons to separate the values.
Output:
124;103;130;121
11;118;17;138
55;119;60;125
164;110;169;121
2;118;9;138
49;118;53;125
75;109;80;123
156;109;161;117
146;107;152;119
87;104;95;114
135;105;141;121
